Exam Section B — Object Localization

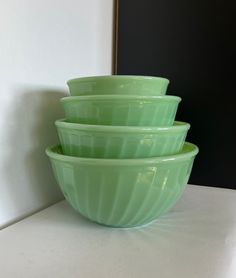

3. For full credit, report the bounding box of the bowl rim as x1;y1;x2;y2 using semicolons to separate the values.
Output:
67;75;170;85
46;142;199;165
55;119;190;133
60;94;181;103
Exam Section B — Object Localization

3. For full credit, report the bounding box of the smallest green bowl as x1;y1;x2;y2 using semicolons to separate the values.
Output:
55;119;190;158
67;75;169;96
61;95;181;127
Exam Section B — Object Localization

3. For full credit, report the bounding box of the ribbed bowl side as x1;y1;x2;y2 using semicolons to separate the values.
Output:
63;99;179;127
49;156;195;227
67;76;169;96
56;127;189;158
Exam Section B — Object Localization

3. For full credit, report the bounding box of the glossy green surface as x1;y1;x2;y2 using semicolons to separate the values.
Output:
67;75;169;96
56;119;190;158
61;95;181;126
46;142;199;227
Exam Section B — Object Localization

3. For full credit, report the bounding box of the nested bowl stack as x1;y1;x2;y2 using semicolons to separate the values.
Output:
46;75;199;228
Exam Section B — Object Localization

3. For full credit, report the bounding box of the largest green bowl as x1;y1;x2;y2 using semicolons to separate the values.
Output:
46;142;199;228
67;75;169;96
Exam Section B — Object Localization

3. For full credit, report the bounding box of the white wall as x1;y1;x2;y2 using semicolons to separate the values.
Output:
0;0;114;228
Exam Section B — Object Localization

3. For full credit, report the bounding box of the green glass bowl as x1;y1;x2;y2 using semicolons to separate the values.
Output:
55;119;190;158
67;75;169;96
46;142;199;228
61;95;181;127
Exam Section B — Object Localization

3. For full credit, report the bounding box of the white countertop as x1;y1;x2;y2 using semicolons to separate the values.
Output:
0;184;236;278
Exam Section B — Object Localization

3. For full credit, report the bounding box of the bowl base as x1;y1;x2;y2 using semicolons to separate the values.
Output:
81;214;158;229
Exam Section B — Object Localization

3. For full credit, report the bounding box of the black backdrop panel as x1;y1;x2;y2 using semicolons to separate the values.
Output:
117;0;235;189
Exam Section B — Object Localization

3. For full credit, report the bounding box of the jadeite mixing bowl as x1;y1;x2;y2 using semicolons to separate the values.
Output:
67;75;169;96
46;142;199;227
61;95;181;127
55;119;190;158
